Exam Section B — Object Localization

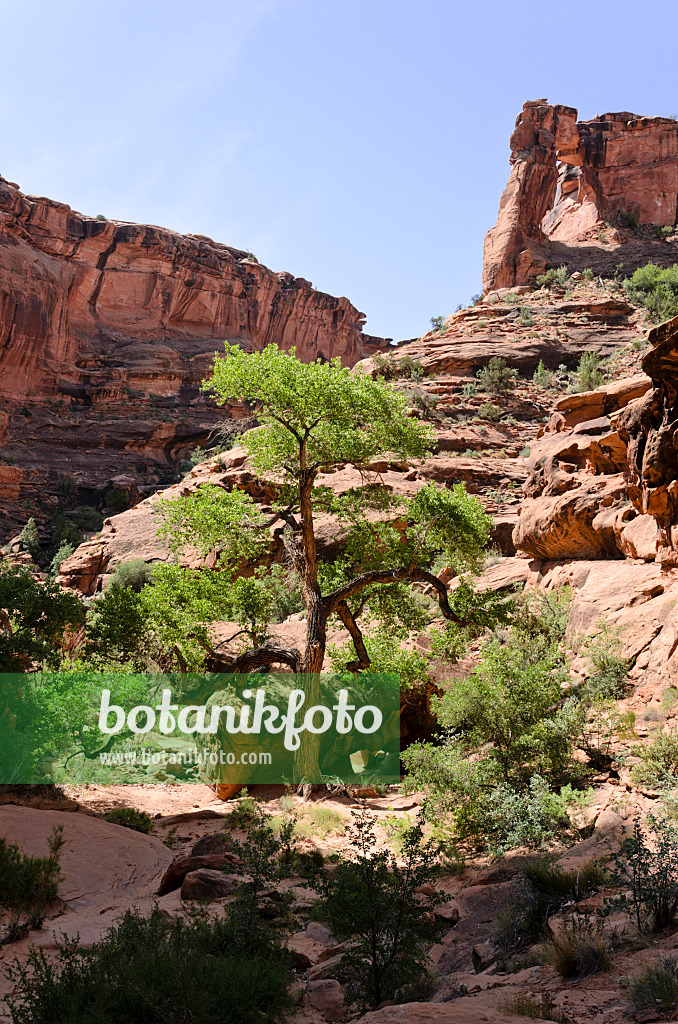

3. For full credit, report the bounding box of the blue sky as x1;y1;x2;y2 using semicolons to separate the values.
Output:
2;0;677;340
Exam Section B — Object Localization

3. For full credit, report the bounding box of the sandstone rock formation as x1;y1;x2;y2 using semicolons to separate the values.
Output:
0;176;388;538
484;100;678;293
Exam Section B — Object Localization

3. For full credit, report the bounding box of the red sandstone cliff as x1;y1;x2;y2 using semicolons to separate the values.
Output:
483;100;678;293
0;177;388;531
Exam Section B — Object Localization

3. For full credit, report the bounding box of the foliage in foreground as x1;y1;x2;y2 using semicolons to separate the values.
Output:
314;812;447;1008
6;905;291;1024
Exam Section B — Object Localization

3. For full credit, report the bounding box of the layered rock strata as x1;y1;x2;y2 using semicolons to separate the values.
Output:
484;100;678;292
0;176;388;535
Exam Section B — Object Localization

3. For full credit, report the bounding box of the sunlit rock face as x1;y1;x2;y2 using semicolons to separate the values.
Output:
483;100;678;294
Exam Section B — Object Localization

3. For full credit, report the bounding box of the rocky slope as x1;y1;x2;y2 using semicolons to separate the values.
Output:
0;176;388;542
484;100;678;293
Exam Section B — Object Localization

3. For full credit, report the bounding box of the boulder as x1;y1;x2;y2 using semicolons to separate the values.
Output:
157;851;240;896
180;868;238;900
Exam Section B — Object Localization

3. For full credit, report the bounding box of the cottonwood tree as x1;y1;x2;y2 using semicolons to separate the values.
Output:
155;344;492;780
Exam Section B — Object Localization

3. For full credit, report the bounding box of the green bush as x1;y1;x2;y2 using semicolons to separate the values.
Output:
430;315;445;332
630;731;678;788
533;359;554;386
6;905;292;1024
581;268;594;281
630;957;678;1013
576;351;605;392
0;826;64;935
50;513;83;552
108;559;153;592
476;357;517;396
104;807;153;833
608;814;678;931
536;265;569;288
314;813;447;1008
582;628;630;700
623;263;678;322
518;305;535;326
476;401;503;421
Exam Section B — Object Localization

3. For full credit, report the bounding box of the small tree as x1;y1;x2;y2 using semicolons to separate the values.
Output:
155;345;492;779
608;815;678;932
315;812;448;1007
476;357;517;397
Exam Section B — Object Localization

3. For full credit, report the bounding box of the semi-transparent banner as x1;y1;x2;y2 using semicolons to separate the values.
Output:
0;672;400;786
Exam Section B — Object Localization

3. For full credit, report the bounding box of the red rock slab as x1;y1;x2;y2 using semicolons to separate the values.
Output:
0;804;173;907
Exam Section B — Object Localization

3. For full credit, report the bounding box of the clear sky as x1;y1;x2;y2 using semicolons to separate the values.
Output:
2;0;677;340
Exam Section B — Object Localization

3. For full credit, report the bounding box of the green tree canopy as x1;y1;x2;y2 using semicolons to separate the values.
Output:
148;345;493;778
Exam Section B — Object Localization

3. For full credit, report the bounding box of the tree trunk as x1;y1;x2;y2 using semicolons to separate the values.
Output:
294;597;326;785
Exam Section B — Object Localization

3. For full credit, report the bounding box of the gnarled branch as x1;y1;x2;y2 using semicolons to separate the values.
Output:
335;600;371;673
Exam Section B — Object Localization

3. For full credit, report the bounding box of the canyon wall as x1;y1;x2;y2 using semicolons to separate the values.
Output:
0;177;388;533
483;100;678;293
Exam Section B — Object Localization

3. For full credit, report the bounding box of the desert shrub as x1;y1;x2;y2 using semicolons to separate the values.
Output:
461;381;477;397
518;305;535;326
222;794;259;830
630;731;678;788
576;352;605;392
607;814;678;931
476;401;503;421
630;957;678;1013
49;543;74;578
314;812;447;1008
108;559;153;592
494;859;604;966
536;916;612;978
6;905;291;1024
533;359;554;386
476;357;517;396
536;265;569;288
624;263;678;322
581;267;594;281
373;352;427;382
430;315;445;332
19;519;40;560
103;487;130;514
104;807;153;833
500;993;566;1022
0;826;64;935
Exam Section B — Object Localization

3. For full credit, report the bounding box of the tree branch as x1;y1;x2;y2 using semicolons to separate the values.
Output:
335;600;371;672
326;565;463;625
